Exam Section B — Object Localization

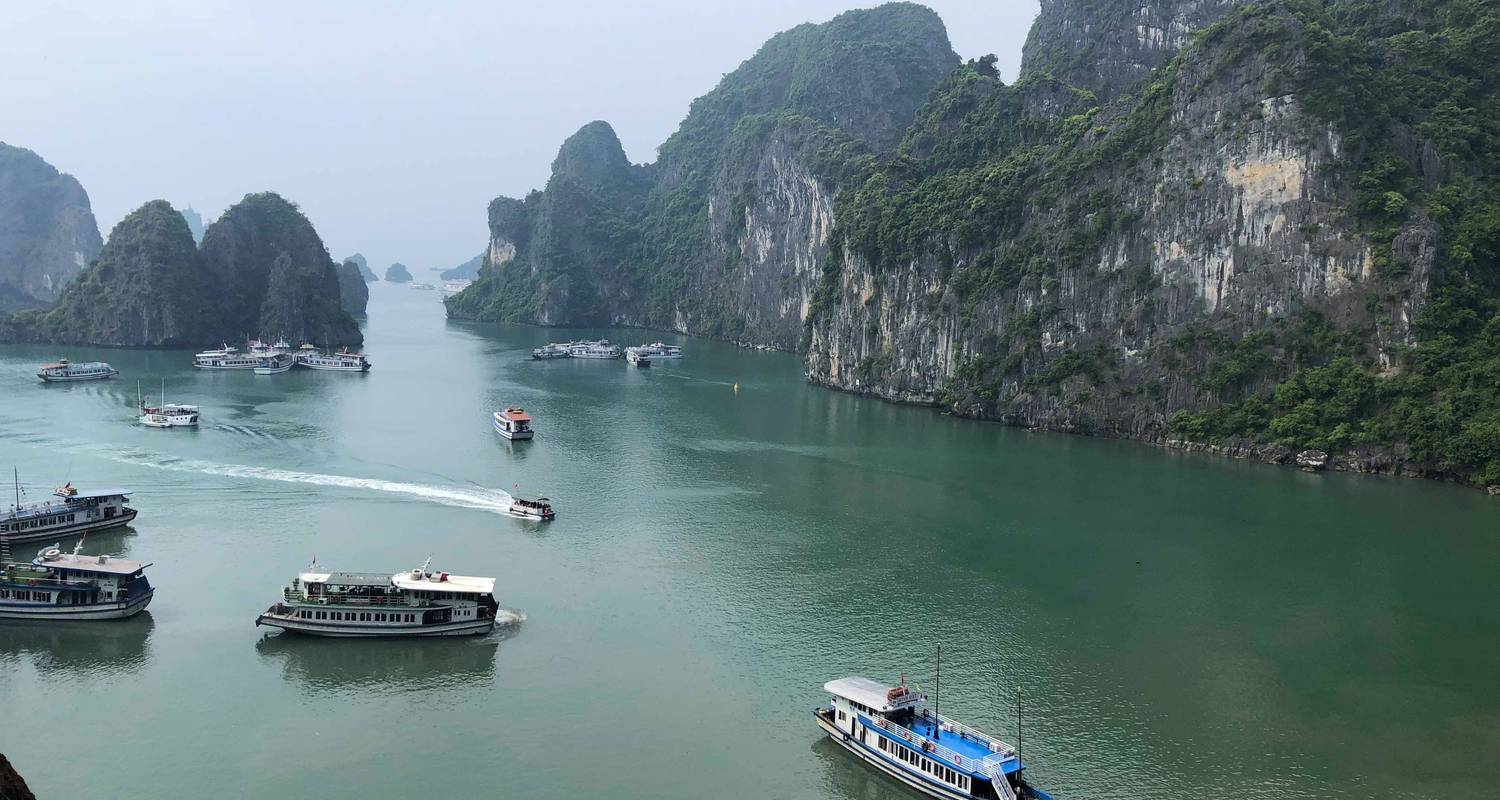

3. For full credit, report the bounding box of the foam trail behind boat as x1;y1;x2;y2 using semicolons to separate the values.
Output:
93;448;515;514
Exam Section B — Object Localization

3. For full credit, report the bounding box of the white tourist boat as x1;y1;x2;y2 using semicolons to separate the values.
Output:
508;494;554;520
0;541;154;621
816;675;1053;800
492;407;535;440
1;475;136;545
255;558;500;637
37;359;118;382
411;282;436;291
193;344;260;369
625;347;652;367
295;344;372;372
638;341;683;359
568;340;621;359
254;352;294;375
531;342;571;360
440;279;472;297
138;381;199;428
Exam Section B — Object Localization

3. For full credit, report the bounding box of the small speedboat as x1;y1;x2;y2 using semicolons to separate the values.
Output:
508;495;554;520
492;407;535;440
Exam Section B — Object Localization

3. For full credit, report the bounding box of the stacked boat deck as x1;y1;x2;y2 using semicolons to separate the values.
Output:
898;714;1024;776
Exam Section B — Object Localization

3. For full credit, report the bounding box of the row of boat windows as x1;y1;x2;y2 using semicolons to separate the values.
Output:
0;589;50;602
0;513;78;532
301;609;415;623
874;734;969;790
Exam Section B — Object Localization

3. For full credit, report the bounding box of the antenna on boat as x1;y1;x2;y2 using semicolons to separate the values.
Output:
933;643;941;741
420;556;432;575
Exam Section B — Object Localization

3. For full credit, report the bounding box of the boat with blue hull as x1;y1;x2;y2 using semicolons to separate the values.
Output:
0;542;155;621
816;676;1053;800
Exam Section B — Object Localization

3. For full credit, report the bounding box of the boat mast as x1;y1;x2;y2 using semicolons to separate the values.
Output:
1017;684;1023;764
933;643;941;740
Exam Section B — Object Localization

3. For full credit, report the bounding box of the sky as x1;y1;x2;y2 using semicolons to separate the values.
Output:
3;1;1041;273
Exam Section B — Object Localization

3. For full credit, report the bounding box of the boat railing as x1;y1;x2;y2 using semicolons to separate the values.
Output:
281;589;432;608
1;572;98;589
866;713;1014;778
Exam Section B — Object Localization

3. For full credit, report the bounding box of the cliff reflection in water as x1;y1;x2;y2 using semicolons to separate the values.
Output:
255;634;505;695
0;613;155;677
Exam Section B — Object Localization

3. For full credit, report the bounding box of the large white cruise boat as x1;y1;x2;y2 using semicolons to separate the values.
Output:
0;541;155;621
254;352;294;375
568;340;621;359
193;344;260;369
295;345;372;372
37;359;118;382
816;675;1053;800
637;342;683;359
255;559;500;637
1;478;136;545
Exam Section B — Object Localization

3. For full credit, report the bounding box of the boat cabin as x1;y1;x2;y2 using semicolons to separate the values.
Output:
1;487;135;543
509;496;554;519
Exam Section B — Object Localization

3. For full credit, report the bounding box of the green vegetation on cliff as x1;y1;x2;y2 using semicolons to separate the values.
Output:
1;200;207;346
446;3;957;334
1165;0;1500;483
1;192;360;348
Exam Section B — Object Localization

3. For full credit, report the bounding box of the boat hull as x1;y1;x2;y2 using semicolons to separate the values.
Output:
1;507;138;544
38;371;117;382
492;419;534;439
297;362;370;372
140;416;198;428
254;364;292;375
0;590;153;621
255;614;495;637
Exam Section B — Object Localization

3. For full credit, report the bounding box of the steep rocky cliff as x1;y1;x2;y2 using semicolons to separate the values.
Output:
0;753;37;800
0;143;102;310
177;205;205;243
343;253;378;281
1;200;209;346
454;0;1500;487
200;193;361;346
2;192;361;347
336;259;369;316
807;0;1500;485
446;2;957;339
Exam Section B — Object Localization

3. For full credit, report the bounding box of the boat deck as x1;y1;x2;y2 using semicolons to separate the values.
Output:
874;712;1023;776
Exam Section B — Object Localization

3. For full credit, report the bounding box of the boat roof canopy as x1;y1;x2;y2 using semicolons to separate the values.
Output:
825;677;923;713
498;408;532;421
64;489;132;500
391;571;495;594
34;552;149;575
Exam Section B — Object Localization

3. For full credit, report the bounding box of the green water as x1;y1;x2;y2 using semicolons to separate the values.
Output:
2;284;1497;799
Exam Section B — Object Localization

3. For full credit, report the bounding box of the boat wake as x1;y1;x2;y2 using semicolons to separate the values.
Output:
71;443;516;515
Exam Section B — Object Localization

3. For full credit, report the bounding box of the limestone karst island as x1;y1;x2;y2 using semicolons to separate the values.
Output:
1;2;1496;799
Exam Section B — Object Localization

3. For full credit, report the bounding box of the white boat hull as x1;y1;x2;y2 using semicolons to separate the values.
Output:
297;361;370;372
254;364;292;375
38;372;118;382
255;614;495;637
0;590;153;621
140;415;198;428
493;420;534;439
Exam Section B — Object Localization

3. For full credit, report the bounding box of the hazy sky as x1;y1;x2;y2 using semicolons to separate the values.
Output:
3;1;1040;272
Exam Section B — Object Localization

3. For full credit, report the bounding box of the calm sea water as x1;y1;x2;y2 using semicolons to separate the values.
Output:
2;283;1497;799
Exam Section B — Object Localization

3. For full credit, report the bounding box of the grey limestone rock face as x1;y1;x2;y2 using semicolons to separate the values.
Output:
0;142;102;310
